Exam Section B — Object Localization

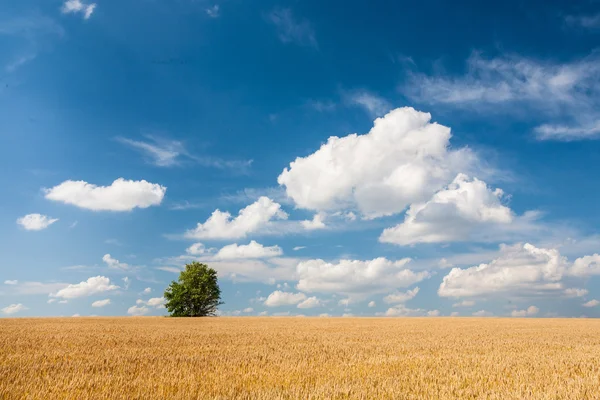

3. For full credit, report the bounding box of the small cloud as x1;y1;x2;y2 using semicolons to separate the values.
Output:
127;305;149;316
565;13;600;29
61;0;96;20
156;266;182;274
1;303;28;315
4;280;18;285
243;307;254;313
472;310;493;317
368;301;376;308
69;221;78;229
142;287;152;294
343;90;391;118
583;299;599;308
293;246;306;251
306;100;336;112
91;299;111;308
17;214;58;231
301;213;326;230
511;305;539;317
206;5;220;18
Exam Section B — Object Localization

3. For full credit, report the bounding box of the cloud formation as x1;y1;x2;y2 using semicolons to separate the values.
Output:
44;178;166;211
279;108;480;219
61;0;96;20
51;276;119;299
266;8;317;48
215;241;283;260
16;214;58;231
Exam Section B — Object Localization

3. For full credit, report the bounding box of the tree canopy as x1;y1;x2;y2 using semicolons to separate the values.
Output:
164;262;222;317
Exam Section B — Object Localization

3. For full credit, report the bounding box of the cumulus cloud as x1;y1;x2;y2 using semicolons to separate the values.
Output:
185;197;288;239
215;241;283;260
439;243;569;298
582;299;599;308
1;303;28;315
380;174;515;245
142;287;152;294
278;107;478;218
243;307;253;313
127;305;149;316
383;287;420;304
568;254;600;277
301;213;326;230
16;214;58;231
51;276;119;299
264;291;306;307
91;299;110;308
44;178;166;211
296;257;430;299
472;310;493;317
382;304;427;317
297;296;322;309
266;8;317;48
403;52;600;141
4;280;18;285
185;243;207;255
511;305;539;317
368;301;376;308
61;0;96;19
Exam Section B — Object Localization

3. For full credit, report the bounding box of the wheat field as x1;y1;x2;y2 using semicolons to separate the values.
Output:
1;317;599;399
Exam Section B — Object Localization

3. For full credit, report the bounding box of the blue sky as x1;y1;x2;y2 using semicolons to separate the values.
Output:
2;0;600;318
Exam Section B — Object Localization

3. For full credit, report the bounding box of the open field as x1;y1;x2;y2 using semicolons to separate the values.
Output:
1;317;600;399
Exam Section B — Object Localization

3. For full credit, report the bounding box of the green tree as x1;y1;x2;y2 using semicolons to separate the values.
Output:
164;262;223;317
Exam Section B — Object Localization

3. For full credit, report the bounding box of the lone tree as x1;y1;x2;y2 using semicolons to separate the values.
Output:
164;262;223;317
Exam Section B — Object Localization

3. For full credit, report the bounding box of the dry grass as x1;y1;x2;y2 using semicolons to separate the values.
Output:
1;317;599;399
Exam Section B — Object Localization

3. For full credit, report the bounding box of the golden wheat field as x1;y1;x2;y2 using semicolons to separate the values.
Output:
1;317;600;399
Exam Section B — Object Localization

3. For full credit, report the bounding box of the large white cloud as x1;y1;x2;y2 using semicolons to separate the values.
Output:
438;243;568;298
296;257;430;299
215;241;283;260
91;299;111;308
277;107;477;218
379;174;514;245
44;178;166;211
185;197;288;239
51;276;119;299
16;213;59;231
568;254;600;277
264;291;307;307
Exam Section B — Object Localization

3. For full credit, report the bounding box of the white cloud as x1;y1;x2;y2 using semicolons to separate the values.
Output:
301;213;326;230
583;299;599;308
147;297;165;307
438;243;568;298
568;254;600;277
564;288;588;298
47;299;56;304
472;310;493;317
259;311;268;316
186;243;207;255
452;300;475;308
296;257;430;299
142;287;152;294
403;52;600;141
122;277;131;290
243;307;254;313
278;107;478;218
450;312;460;317
382;304;427;317
383;287;420;304
380;174;516;245
102;254;132;271
297;296;322;309
127;305;149;316
343;90;391;118
511;305;539;317
16;214;58;231
4;280;18;285
51;276;119;299
368;301;376;308
91;299;111;308
206;5;220;18
266;8;317;48
427;310;440;317
264;291;306;307
61;0;96;20
215;241;283;260
44;178;166;211
1;303;27;315
293;246;306;251
185;197;288;239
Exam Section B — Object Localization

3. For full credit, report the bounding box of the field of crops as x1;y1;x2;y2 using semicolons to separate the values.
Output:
1;317;599;399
